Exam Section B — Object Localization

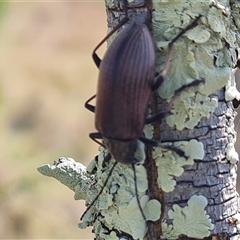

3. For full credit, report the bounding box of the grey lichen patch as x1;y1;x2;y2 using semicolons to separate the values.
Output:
118;197;160;238
37;157;90;200
152;1;237;102
98;196;160;239
186;25;211;44
162;195;214;239
156;33;231;99
99;231;118;240
207;6;226;34
226;142;239;165
143;123;154;139
231;1;240;30
78;150;161;239
144;199;161;221
153;140;204;192
80;182;160;239
166;91;218;130
105;0;115;8
174;139;205;160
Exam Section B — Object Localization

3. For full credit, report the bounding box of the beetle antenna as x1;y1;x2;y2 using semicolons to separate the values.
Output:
80;161;118;221
132;164;153;239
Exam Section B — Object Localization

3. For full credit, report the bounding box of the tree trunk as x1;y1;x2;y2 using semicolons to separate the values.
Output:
38;0;240;239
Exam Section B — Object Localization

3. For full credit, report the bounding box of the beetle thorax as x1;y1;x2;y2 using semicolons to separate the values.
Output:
103;138;146;165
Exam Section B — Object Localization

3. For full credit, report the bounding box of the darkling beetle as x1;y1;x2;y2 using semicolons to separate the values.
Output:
81;0;203;224
85;3;202;164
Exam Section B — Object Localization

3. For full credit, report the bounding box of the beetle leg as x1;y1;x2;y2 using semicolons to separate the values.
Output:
92;0;129;68
148;78;204;124
233;99;240;109
139;137;187;158
151;73;164;91
151;15;202;91
85;94;96;113
89;132;105;148
166;78;205;111
161;15;202;80
145;112;168;125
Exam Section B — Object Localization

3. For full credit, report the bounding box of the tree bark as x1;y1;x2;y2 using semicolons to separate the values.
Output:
38;0;240;239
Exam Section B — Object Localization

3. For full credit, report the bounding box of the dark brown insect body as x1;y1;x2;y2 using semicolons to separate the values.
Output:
95;23;155;164
86;16;202;164
82;1;202;224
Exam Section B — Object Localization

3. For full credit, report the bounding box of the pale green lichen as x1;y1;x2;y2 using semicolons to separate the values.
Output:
156;32;231;99
152;0;237;131
143;123;154;139
117;196;156;239
80;191;161;240
154;140;204;192
166;91;218;131
144;199;161;221
186;25;211;44
162;195;214;239
152;1;235;98
231;1;240;30
174;140;205;160
105;0;115;8
100;231;118;240
78;149;161;239
226;142;239;165
100;196;160;239
207;6;226;35
37;157;90;200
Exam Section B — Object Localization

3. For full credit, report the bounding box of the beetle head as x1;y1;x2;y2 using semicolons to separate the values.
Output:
104;138;146;165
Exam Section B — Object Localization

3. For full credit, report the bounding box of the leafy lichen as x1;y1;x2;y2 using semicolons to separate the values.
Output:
152;0;237;131
78;149;161;239
153;6;234;99
154;140;204;192
100;196;160;239
166;91;218;131
38;151;161;239
162;195;214;239
80;191;161;239
37;157;90;200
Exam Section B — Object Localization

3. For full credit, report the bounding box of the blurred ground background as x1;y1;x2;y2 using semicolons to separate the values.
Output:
0;1;106;239
0;1;239;240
